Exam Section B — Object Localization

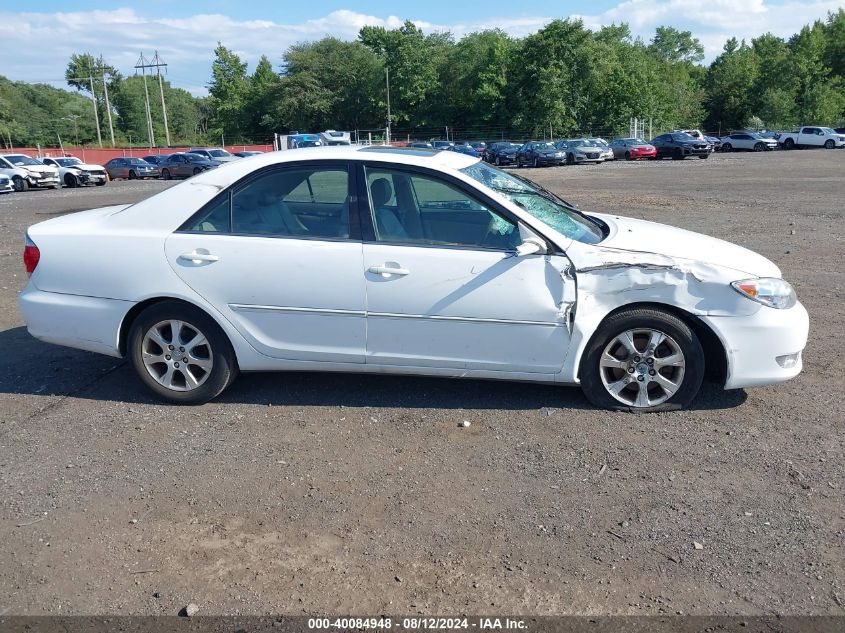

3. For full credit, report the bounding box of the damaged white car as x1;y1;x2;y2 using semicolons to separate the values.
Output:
19;147;808;410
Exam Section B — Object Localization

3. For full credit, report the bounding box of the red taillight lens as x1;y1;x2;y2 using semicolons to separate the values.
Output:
24;234;40;275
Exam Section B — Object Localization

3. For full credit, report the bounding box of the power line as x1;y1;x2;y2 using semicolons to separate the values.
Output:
135;51;171;148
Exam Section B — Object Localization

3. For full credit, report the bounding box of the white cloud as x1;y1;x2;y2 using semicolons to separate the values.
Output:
0;2;843;96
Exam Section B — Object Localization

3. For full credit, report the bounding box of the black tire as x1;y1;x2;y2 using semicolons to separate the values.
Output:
12;175;28;192
192;167;201;175
624;151;631;160
161;168;171;180
672;149;684;160
753;142;764;152
128;300;238;405
722;143;732;152
579;307;705;412
824;139;835;149
96;180;107;186
64;173;78;188
698;154;709;159
128;170;137;180
495;156;501;166
567;153;575;165
783;138;795;150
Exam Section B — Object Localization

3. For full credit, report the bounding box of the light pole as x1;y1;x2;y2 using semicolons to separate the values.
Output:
385;66;391;145
63;115;81;147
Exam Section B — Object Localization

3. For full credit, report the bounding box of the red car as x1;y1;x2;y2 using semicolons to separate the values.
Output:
610;138;657;160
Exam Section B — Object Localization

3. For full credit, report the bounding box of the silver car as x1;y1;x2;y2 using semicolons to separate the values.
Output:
555;139;604;164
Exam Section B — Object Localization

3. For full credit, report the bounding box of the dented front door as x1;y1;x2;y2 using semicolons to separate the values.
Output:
363;244;574;373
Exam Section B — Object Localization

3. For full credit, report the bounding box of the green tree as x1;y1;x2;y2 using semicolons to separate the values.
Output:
649;26;705;63
705;38;759;131
207;43;249;140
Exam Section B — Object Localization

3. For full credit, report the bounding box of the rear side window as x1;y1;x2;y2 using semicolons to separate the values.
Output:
181;165;351;239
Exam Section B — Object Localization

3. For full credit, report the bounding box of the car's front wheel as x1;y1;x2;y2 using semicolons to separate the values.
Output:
128;301;238;404
580;308;704;412
824;139;835;149
161;168;171;180
64;173;79;188
12;175;28;192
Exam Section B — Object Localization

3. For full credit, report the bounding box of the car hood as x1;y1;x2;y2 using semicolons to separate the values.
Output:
66;163;105;170
584;213;781;278
25;165;58;174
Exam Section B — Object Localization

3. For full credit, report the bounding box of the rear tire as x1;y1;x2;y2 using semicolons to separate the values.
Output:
128;170;137;180
624;151;631;160
672;149;684;160
783;138;795;150
580;308;705;412
698;154;709;159
192;167;202;175
128;301;238;405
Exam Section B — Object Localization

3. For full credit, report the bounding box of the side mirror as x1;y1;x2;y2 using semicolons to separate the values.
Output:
516;237;547;257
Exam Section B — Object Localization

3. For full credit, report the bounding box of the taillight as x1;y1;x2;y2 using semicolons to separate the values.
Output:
24;232;40;275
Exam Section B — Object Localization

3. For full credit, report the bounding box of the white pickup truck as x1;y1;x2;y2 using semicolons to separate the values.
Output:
778;126;845;149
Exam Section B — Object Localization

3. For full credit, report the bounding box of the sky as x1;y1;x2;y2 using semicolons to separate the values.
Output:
2;0;844;96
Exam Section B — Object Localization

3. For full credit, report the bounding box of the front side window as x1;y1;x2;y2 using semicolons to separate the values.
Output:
461;161;605;245
365;167;521;250
185;165;351;238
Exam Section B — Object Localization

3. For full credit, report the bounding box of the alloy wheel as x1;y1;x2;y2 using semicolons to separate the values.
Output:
598;328;686;408
141;320;213;391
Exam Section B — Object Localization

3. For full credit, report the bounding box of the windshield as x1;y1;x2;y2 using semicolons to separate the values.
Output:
672;133;696;141
460;162;605;244
5;155;42;166
536;142;555;149
54;158;82;167
208;149;231;157
821;127;835;134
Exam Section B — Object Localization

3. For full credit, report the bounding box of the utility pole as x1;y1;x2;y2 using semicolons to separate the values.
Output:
135;53;156;148
153;51;171;146
385;66;391;145
87;72;103;148
99;56;115;147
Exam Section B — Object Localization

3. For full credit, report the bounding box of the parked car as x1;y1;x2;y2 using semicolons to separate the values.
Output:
188;148;239;162
407;142;434;149
40;156;107;188
19;146;808;411
484;142;521;166
450;143;479;157
555;139;604;164
675;129;719;152
431;141;455;151
142;155;167;166
705;135;722;151
720;132;778;152
586;138;614;161
104;157;160;180
516;141;566;167
0;174;13;194
0;154;60;191
233;151;263;158
160;153;220;180
609;138;657;160
778;126;845;149
467;141;487;156
650;133;710;159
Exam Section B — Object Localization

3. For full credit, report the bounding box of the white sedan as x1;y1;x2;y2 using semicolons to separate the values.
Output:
18;147;809;411
720;132;778;152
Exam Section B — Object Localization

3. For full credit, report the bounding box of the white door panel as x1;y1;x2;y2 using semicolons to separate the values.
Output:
165;234;366;362
363;244;572;372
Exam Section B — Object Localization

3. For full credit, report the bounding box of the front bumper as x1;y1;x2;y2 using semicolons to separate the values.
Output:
27;175;60;187
700;300;809;390
79;172;108;184
681;146;710;156
0;181;12;193
19;286;127;357
630;149;656;159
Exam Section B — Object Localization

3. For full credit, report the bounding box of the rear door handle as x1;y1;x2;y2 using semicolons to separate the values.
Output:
179;250;219;264
368;264;410;277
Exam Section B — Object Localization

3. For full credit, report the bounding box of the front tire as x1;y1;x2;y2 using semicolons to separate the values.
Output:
753;142;764;152
533;156;539;168
64;173;79;188
824;139;835;149
128;301;238;404
161;168;172;180
624;151;631;160
580;308;704;412
12;176;28;192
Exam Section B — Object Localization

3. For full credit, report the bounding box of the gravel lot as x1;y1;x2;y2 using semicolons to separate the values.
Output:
0;151;842;617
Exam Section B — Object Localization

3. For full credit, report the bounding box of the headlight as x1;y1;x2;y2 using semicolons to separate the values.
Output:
731;278;797;309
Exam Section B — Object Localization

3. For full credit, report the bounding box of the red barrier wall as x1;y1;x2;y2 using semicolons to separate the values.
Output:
6;145;274;164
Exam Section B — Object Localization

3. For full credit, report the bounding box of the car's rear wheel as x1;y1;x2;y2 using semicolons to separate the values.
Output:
698;154;709;159
783;138;795;149
192;167;202;175
96;180;106;186
580;308;704;412
567;153;575;165
161;168;171;180
12;176;28;192
128;301;238;404
624;151;631;160
722;143;732;152
824;139;835;149
128;170;137;180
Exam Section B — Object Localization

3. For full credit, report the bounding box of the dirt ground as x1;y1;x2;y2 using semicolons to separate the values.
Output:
0;150;842;617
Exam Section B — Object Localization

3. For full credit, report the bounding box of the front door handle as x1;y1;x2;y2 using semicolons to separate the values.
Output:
368;263;410;277
179;250;219;264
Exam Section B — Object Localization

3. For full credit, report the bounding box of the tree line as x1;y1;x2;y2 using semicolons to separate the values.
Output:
1;12;843;148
